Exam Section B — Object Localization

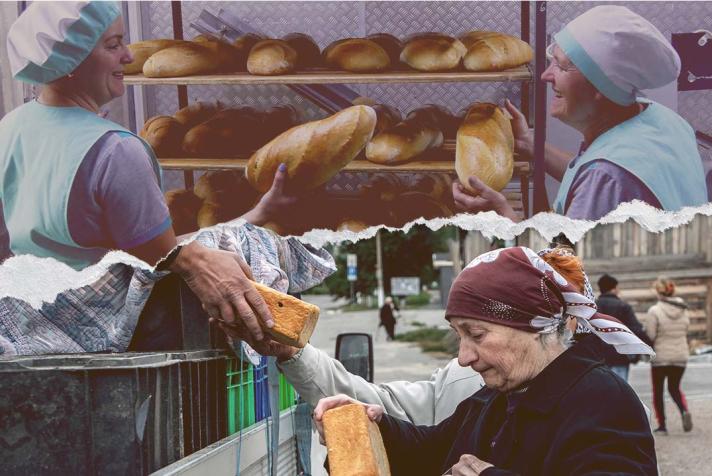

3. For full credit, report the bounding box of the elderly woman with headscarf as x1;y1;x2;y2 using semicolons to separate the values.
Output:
453;5;708;221
0;2;299;342
315;246;657;475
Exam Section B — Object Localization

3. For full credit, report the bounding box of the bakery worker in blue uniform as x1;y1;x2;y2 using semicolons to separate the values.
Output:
453;5;708;221
0;1;294;342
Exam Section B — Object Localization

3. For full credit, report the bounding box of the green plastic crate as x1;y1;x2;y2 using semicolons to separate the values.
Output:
226;357;256;434
278;373;298;410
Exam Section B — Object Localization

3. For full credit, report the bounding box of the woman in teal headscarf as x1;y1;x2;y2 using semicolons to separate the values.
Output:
0;1;290;341
453;5;708;221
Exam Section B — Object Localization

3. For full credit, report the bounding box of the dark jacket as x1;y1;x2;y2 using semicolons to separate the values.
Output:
595;292;653;366
379;304;396;327
378;342;657;475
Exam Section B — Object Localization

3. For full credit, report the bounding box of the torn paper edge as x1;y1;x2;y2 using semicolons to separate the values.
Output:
1;201;711;308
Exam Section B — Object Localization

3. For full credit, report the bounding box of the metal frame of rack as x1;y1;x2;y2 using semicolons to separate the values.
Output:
126;0;548;217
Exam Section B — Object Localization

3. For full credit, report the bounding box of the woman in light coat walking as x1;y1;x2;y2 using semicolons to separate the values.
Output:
646;276;693;435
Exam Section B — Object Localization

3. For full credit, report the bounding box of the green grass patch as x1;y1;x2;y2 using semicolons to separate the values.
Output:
395;327;450;354
404;292;431;307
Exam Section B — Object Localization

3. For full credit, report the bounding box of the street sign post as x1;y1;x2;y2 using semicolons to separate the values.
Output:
347;253;357;303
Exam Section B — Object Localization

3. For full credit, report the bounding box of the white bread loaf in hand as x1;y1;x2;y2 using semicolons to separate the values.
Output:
143;43;220;77
246;105;377;193
253;282;320;348
126;39;193;74
365;106;444;165
324;38;391;72
247;39;298;75
400;33;467;71
323;404;391;476
456;103;514;192
460;31;533;71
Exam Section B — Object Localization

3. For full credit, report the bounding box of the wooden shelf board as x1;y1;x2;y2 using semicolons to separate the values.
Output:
125;66;532;86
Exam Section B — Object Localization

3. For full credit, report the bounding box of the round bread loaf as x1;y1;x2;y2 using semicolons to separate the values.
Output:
246;105;377;193
372;104;402;136
194;37;243;72
139;115;186;158
182;107;264;157
247;39;298;75
455;102;514;192
173;101;222;128
143;43;220;77
125;39;192;74
459;31;533;71
324;38;390;72
400;33;466;71
366;33;403;65
282;33;322;68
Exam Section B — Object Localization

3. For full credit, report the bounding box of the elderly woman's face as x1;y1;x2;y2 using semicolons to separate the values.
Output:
541;45;599;128
70;17;133;107
449;317;554;392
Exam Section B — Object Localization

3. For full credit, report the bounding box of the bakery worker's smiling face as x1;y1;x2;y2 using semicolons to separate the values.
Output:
70;17;134;107
541;44;600;129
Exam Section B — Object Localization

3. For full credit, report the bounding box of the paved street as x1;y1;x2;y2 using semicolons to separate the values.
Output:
302;295;712;475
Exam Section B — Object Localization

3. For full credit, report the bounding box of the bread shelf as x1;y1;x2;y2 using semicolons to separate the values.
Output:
124;66;532;86
158;157;530;175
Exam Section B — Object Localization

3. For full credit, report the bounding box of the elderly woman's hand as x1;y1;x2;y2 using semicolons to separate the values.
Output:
452;177;520;222
446;454;494;476
313;394;385;444
504;99;534;161
171;241;274;341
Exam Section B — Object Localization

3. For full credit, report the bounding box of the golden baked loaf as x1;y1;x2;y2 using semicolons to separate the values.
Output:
456;102;514;192
323;404;391;476
366;33;403;65
173;101;223;128
182;107;265;157
252;282;320;348
246;105;377;193
143;43;219;77
460;31;533;71
283;32;322;68
195;37;243;72
247;39;298;75
324;38;391;72
365;106;444;165
139;115;186;158
164;189;202;235
400;33;467;71
125;39;192;74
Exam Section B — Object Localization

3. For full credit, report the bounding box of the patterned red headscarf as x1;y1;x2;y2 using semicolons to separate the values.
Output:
445;247;654;356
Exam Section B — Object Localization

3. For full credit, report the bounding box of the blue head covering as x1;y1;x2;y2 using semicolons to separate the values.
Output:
7;1;121;85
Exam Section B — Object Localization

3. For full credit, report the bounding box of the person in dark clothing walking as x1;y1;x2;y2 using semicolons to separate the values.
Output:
379;296;398;340
596;273;654;381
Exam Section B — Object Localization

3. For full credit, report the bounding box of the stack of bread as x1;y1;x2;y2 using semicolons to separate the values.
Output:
140;102;299;158
126;30;531;77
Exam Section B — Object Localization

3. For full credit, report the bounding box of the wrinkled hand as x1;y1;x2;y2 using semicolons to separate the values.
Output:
452;176;518;221
173;242;274;341
244;163;299;226
213;316;298;362
447;454;494;476
504;99;534;161
313;394;385;445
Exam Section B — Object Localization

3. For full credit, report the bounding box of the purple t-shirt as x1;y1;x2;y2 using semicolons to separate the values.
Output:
565;159;661;221
0;132;170;261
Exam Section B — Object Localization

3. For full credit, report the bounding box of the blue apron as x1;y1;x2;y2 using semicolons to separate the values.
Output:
553;100;707;215
0;100;162;270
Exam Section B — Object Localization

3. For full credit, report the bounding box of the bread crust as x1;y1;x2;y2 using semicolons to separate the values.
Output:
143;43;220;77
400;34;466;71
324;38;391;72
126;39;192;74
247;39;298;75
460;31;533;71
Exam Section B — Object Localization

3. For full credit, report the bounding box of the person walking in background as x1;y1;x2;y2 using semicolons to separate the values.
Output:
596;274;654;381
646;276;693;435
379;296;398;341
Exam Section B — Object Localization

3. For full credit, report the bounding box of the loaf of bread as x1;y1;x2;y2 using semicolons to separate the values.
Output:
125;39;192;74
400;33;466;71
246;105;377;193
283;33;322;68
365;106;444;165
324;38;391;72
460;31;533;71
139;115;186;158
247;39;298;75
182;107;265;157
164;189;202;235
323;404;391;476
372;104;402;136
366;33;403;65
173;101;223;128
262;105;300;141
193;36;243;72
252;282;320;347
456;102;514;192
194;171;260;227
143;43;220;77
